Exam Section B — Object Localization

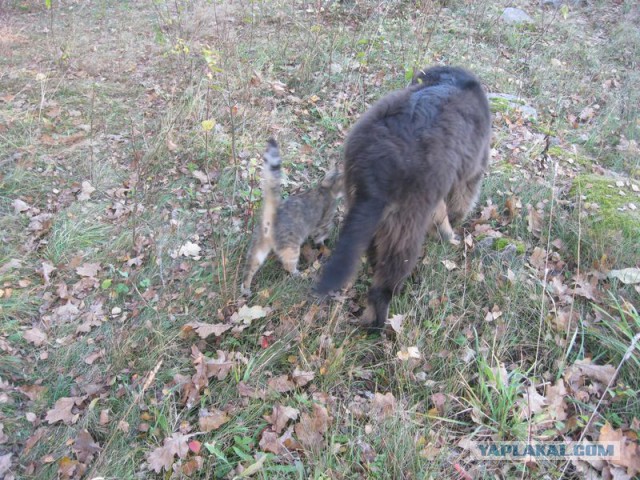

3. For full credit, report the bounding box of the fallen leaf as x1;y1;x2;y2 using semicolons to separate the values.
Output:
147;433;193;473
599;422;640;475
182;321;232;339
73;430;100;462
45;397;84;425
608;268;640;285
259;430;283;454
386;314;405;333
198;409;229;432
99;409;109;425
529;247;547;269
294;403;331;450
0;453;11;477
238;453;268;477
370;392;396;419
182;456;204;475
76;263;100;278
192;170;210;184
178;241;201;258
397;346;420;361
13;198;30;213
441;259;457;271
292;369;314;387
230;305;270;326
520;385;547;419
264;404;300;434
42;261;55;285
527;204;543;238
23;327;48;346
565;359;616;392
545;380;568;421
268;375;295;394
77;181;95;201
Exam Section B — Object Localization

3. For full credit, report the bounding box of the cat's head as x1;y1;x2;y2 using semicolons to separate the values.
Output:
320;169;344;198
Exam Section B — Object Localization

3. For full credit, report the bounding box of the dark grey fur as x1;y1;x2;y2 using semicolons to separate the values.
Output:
315;66;491;329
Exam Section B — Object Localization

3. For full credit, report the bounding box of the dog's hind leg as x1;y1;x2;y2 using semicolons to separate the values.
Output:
428;199;455;241
447;172;484;227
361;211;429;330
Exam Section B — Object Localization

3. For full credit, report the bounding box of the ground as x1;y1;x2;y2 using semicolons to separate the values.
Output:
0;0;639;479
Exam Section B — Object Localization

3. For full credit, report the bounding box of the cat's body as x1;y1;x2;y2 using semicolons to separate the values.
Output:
241;140;343;296
315;66;492;329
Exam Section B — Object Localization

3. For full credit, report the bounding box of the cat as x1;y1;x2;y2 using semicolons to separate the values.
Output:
315;66;492;330
241;139;343;296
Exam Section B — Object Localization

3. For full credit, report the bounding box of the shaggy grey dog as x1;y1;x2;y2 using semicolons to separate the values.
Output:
315;66;491;329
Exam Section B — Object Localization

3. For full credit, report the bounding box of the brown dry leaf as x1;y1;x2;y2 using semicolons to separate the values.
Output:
75;263;100;278
259;430;283;454
18;385;46;402
99;409;109;425
45;397;84;425
198;408;229;433
147;444;175;474
571;274;601;302
441;259;457;271
24;427;47;455
191;170;210;184
565;359;616;392
545;379;568;421
13;198;30;213
268;375;295;394
370;392;397;419
117;420;130;433
579;106;595;123
505;196;521;220
271;80;288;96
182;322;232;339
294;403;331;450
608;268;640;285
552;308;579;332
0;453;11;477
182;456;204;476
480;202;499;221
84;350;103;365
397;346;421;361
529;247;547;270
527;204;543;238
386;314;405;334
292;369;314;387
0;423;7;445
73;430;100;463
264;404;300;434
520;385;547;420
77;181;95;201
237;381;265;399
148;433;193;473
229;305;270;331
430;392;448;416
23;327;48;347
599;422;640;476
51;302;80;323
42;261;55;285
57;456;79;479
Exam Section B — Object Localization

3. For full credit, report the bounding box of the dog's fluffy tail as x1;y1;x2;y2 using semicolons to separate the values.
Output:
260;138;282;230
315;196;386;295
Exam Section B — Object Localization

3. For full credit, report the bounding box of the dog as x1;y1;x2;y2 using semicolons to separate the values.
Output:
315;66;491;329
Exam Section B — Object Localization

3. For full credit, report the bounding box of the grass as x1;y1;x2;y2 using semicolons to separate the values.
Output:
1;0;639;479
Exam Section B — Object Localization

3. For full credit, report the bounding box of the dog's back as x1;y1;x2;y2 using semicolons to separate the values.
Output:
316;66;491;329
